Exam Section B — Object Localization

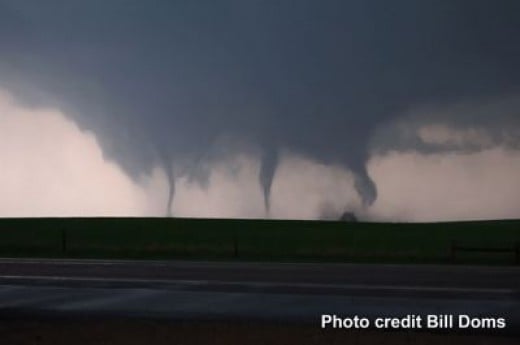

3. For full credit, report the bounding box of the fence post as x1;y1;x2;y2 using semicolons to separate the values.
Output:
61;228;67;254
233;229;238;259
450;241;456;263
515;242;520;265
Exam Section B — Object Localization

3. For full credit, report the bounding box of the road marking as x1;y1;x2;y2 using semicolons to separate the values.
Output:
0;275;515;296
0;257;518;273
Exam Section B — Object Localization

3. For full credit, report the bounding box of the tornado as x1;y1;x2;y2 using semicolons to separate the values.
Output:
158;150;175;217
346;153;378;207
164;165;175;217
353;166;377;207
259;147;279;215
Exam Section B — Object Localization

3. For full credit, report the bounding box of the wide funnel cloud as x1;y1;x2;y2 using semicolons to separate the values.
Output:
0;1;519;219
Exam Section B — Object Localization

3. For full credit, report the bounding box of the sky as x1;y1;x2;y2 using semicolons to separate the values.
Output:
0;0;519;221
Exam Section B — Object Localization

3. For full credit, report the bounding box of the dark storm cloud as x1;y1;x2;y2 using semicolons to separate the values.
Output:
1;0;519;214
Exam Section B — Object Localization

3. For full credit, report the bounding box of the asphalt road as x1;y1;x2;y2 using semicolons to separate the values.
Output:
0;259;518;333
0;258;518;288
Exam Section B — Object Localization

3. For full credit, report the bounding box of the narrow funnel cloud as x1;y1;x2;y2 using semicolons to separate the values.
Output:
161;155;175;217
353;165;377;207
259;147;279;215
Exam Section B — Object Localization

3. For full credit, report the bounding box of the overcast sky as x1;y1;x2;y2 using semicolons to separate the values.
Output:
0;0;519;220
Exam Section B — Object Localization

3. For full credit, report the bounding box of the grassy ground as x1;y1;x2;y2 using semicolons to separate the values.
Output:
0;218;519;264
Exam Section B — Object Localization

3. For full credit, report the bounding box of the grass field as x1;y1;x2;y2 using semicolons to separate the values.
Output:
0;218;519;265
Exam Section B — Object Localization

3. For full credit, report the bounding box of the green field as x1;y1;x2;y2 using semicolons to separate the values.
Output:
0;218;519;265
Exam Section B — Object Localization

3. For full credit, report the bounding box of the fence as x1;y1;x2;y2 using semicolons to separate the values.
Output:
0;218;519;264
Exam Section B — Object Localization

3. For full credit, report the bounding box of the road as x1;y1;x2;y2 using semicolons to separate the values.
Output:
0;258;518;333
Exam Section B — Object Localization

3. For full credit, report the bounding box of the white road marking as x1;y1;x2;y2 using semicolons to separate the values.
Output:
0;257;518;273
0;274;515;295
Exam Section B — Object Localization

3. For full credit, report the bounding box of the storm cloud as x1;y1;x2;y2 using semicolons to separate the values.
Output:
0;0;519;220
